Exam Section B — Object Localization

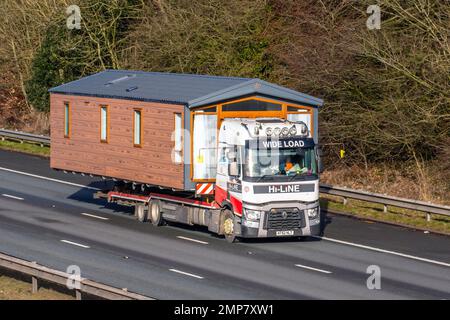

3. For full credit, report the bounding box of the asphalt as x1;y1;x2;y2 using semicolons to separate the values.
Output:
0;149;449;299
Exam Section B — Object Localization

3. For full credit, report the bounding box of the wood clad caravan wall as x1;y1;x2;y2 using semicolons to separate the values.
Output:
50;94;185;189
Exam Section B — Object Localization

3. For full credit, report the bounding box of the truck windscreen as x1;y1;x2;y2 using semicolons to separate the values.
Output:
244;138;317;182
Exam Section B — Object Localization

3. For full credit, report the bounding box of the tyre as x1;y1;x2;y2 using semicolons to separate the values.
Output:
149;200;164;226
221;209;238;243
135;204;147;222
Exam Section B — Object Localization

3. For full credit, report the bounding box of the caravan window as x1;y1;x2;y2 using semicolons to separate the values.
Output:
133;109;142;147
64;102;70;138
287;106;312;133
192;113;217;180
100;106;109;142
222;99;282;112
173;113;183;164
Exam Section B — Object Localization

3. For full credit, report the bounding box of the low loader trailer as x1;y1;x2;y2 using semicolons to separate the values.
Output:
49;70;324;242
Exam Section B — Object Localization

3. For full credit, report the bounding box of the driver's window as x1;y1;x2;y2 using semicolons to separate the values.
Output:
217;145;241;176
217;146;229;175
227;146;240;177
235;146;242;177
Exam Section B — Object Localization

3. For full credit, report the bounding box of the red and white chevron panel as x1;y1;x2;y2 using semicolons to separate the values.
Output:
196;183;215;195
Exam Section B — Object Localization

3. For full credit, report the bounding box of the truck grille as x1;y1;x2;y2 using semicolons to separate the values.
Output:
265;208;305;230
267;219;303;229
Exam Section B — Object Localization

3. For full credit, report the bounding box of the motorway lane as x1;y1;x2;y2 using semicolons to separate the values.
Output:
0;150;449;299
1;176;448;300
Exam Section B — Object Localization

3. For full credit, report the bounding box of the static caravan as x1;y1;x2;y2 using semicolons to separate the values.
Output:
49;70;322;191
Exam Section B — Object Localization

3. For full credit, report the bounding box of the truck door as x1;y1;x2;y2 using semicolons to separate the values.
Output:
215;144;242;210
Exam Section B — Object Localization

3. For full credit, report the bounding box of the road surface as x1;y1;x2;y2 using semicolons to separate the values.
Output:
0;149;449;299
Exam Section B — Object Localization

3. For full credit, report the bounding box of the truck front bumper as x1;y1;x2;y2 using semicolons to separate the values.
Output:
236;202;321;239
239;223;321;238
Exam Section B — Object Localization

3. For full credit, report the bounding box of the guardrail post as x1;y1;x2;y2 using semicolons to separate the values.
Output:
383;204;388;213
343;197;348;206
76;290;82;300
426;213;431;222
32;276;38;294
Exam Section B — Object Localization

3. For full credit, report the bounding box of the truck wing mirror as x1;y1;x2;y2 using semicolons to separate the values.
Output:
228;162;239;177
316;146;324;173
318;148;324;157
318;157;324;174
227;151;236;160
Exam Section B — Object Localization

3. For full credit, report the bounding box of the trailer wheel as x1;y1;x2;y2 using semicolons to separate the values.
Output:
149;200;163;226
221;209;237;243
135;204;147;223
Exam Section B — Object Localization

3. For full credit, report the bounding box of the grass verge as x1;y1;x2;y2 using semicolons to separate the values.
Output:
320;194;450;235
0;139;49;157
0;273;72;300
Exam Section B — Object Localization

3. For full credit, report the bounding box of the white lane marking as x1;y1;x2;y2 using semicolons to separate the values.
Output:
81;213;109;221
169;269;204;279
295;264;332;274
0;167;100;191
60;240;90;249
176;236;208;245
315;236;450;268
1;194;24;201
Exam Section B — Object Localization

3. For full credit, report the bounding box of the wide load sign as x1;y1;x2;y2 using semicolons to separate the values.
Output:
246;137;315;150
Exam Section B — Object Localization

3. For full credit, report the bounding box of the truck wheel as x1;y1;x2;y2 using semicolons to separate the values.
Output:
135;204;147;222
221;209;237;243
149;200;163;226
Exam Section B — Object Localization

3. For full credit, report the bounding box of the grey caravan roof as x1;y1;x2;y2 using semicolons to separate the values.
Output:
49;69;324;107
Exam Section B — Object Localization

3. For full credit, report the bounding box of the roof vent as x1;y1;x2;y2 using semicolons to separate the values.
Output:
126;86;138;92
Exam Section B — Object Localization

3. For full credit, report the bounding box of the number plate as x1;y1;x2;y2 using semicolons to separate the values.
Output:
276;230;294;236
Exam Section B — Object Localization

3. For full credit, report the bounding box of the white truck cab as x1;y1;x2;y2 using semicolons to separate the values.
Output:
215;118;322;239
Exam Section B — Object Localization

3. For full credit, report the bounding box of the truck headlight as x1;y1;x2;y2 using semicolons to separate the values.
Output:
245;209;262;221
289;126;297;136
274;127;281;136
305;207;319;219
243;220;260;228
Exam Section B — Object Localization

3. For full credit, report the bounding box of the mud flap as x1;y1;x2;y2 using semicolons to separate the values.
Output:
207;209;222;234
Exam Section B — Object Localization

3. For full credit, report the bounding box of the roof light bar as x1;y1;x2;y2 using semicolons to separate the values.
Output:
263;123;308;138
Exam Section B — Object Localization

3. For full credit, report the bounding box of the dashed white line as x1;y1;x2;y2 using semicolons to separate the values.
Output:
169;269;204;279
176;236;208;245
81;213;109;221
315;236;450;268
1;194;24;201
60;240;90;249
0;167;100;191
295;264;332;274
